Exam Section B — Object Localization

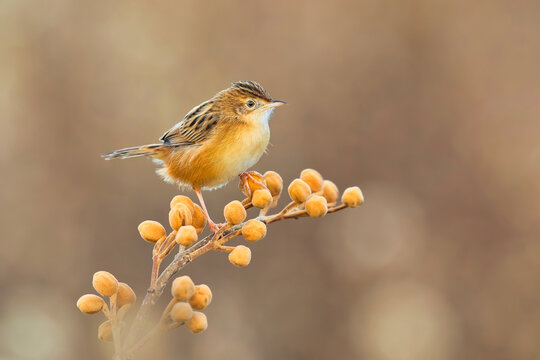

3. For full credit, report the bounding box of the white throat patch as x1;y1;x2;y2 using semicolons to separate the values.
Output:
258;108;275;124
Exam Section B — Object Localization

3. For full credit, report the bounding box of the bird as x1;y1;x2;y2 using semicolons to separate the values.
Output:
103;81;285;232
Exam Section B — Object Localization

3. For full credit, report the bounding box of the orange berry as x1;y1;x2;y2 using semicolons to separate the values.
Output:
192;204;206;234
169;203;192;230
252;189;272;209
228;245;251;267
117;282;136;307
77;294;104;314
321;180;339;204
189;284;213;310
224;200;246;225
305;195;328;217
186;311;208;334
92;271;119;297
170;302;194;323
342;186;364;207
137;220;166;243
175;225;198;247
171;276;196;301
288;179;311;203
170;195;195;213
241;219;267;242
239;171;266;196
98;320;113;342
263;171;283;196
300;169;323;192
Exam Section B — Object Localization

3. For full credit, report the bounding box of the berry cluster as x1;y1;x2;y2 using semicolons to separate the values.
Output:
77;168;363;360
76;271;136;343
76;271;212;356
165;275;212;333
215;169;363;267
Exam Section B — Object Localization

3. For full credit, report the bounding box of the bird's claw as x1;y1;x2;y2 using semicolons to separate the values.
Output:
239;171;266;198
207;220;225;233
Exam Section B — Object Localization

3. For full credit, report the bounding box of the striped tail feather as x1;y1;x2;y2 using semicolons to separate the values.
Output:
102;144;165;160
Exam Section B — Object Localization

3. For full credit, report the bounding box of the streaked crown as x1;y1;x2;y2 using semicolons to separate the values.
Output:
211;80;278;116
228;81;271;102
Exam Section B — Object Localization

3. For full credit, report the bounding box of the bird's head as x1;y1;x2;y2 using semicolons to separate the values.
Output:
215;81;285;123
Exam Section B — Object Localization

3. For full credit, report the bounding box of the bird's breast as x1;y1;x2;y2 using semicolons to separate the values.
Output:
218;121;270;176
159;98;280;190
165;121;270;190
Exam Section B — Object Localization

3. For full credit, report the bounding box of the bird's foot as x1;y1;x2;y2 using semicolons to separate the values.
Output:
239;171;266;197
207;219;225;233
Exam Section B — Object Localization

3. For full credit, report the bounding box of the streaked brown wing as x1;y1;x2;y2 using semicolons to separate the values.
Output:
159;100;219;146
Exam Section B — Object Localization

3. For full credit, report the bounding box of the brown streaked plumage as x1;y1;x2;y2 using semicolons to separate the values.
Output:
103;81;285;231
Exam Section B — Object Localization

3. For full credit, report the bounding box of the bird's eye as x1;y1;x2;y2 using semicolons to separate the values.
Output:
246;99;256;108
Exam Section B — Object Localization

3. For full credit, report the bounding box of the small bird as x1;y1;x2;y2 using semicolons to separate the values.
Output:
103;81;285;232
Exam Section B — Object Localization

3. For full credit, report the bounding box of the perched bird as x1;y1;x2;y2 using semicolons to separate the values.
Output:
103;81;285;232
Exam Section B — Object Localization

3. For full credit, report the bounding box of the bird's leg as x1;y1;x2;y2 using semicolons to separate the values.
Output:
239;171;266;198
194;188;222;233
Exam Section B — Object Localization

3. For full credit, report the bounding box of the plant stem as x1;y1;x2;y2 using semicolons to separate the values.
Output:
125;202;349;357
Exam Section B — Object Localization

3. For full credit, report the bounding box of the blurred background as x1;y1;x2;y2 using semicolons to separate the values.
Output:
1;0;539;359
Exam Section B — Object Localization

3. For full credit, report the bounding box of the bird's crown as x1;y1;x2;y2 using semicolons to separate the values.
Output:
227;81;271;102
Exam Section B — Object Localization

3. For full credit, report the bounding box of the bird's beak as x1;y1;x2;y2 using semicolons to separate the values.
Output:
266;100;286;108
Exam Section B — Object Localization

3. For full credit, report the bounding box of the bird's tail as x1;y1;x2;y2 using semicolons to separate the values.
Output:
102;144;167;160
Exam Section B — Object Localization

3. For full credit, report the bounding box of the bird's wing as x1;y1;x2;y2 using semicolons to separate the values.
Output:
159;100;219;146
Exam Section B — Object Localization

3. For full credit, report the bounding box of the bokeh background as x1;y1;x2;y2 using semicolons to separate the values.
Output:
1;0;539;359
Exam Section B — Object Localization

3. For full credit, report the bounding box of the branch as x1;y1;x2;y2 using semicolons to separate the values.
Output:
131;202;348;337
76;168;364;360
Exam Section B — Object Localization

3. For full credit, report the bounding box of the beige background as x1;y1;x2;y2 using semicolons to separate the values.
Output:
1;0;539;359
